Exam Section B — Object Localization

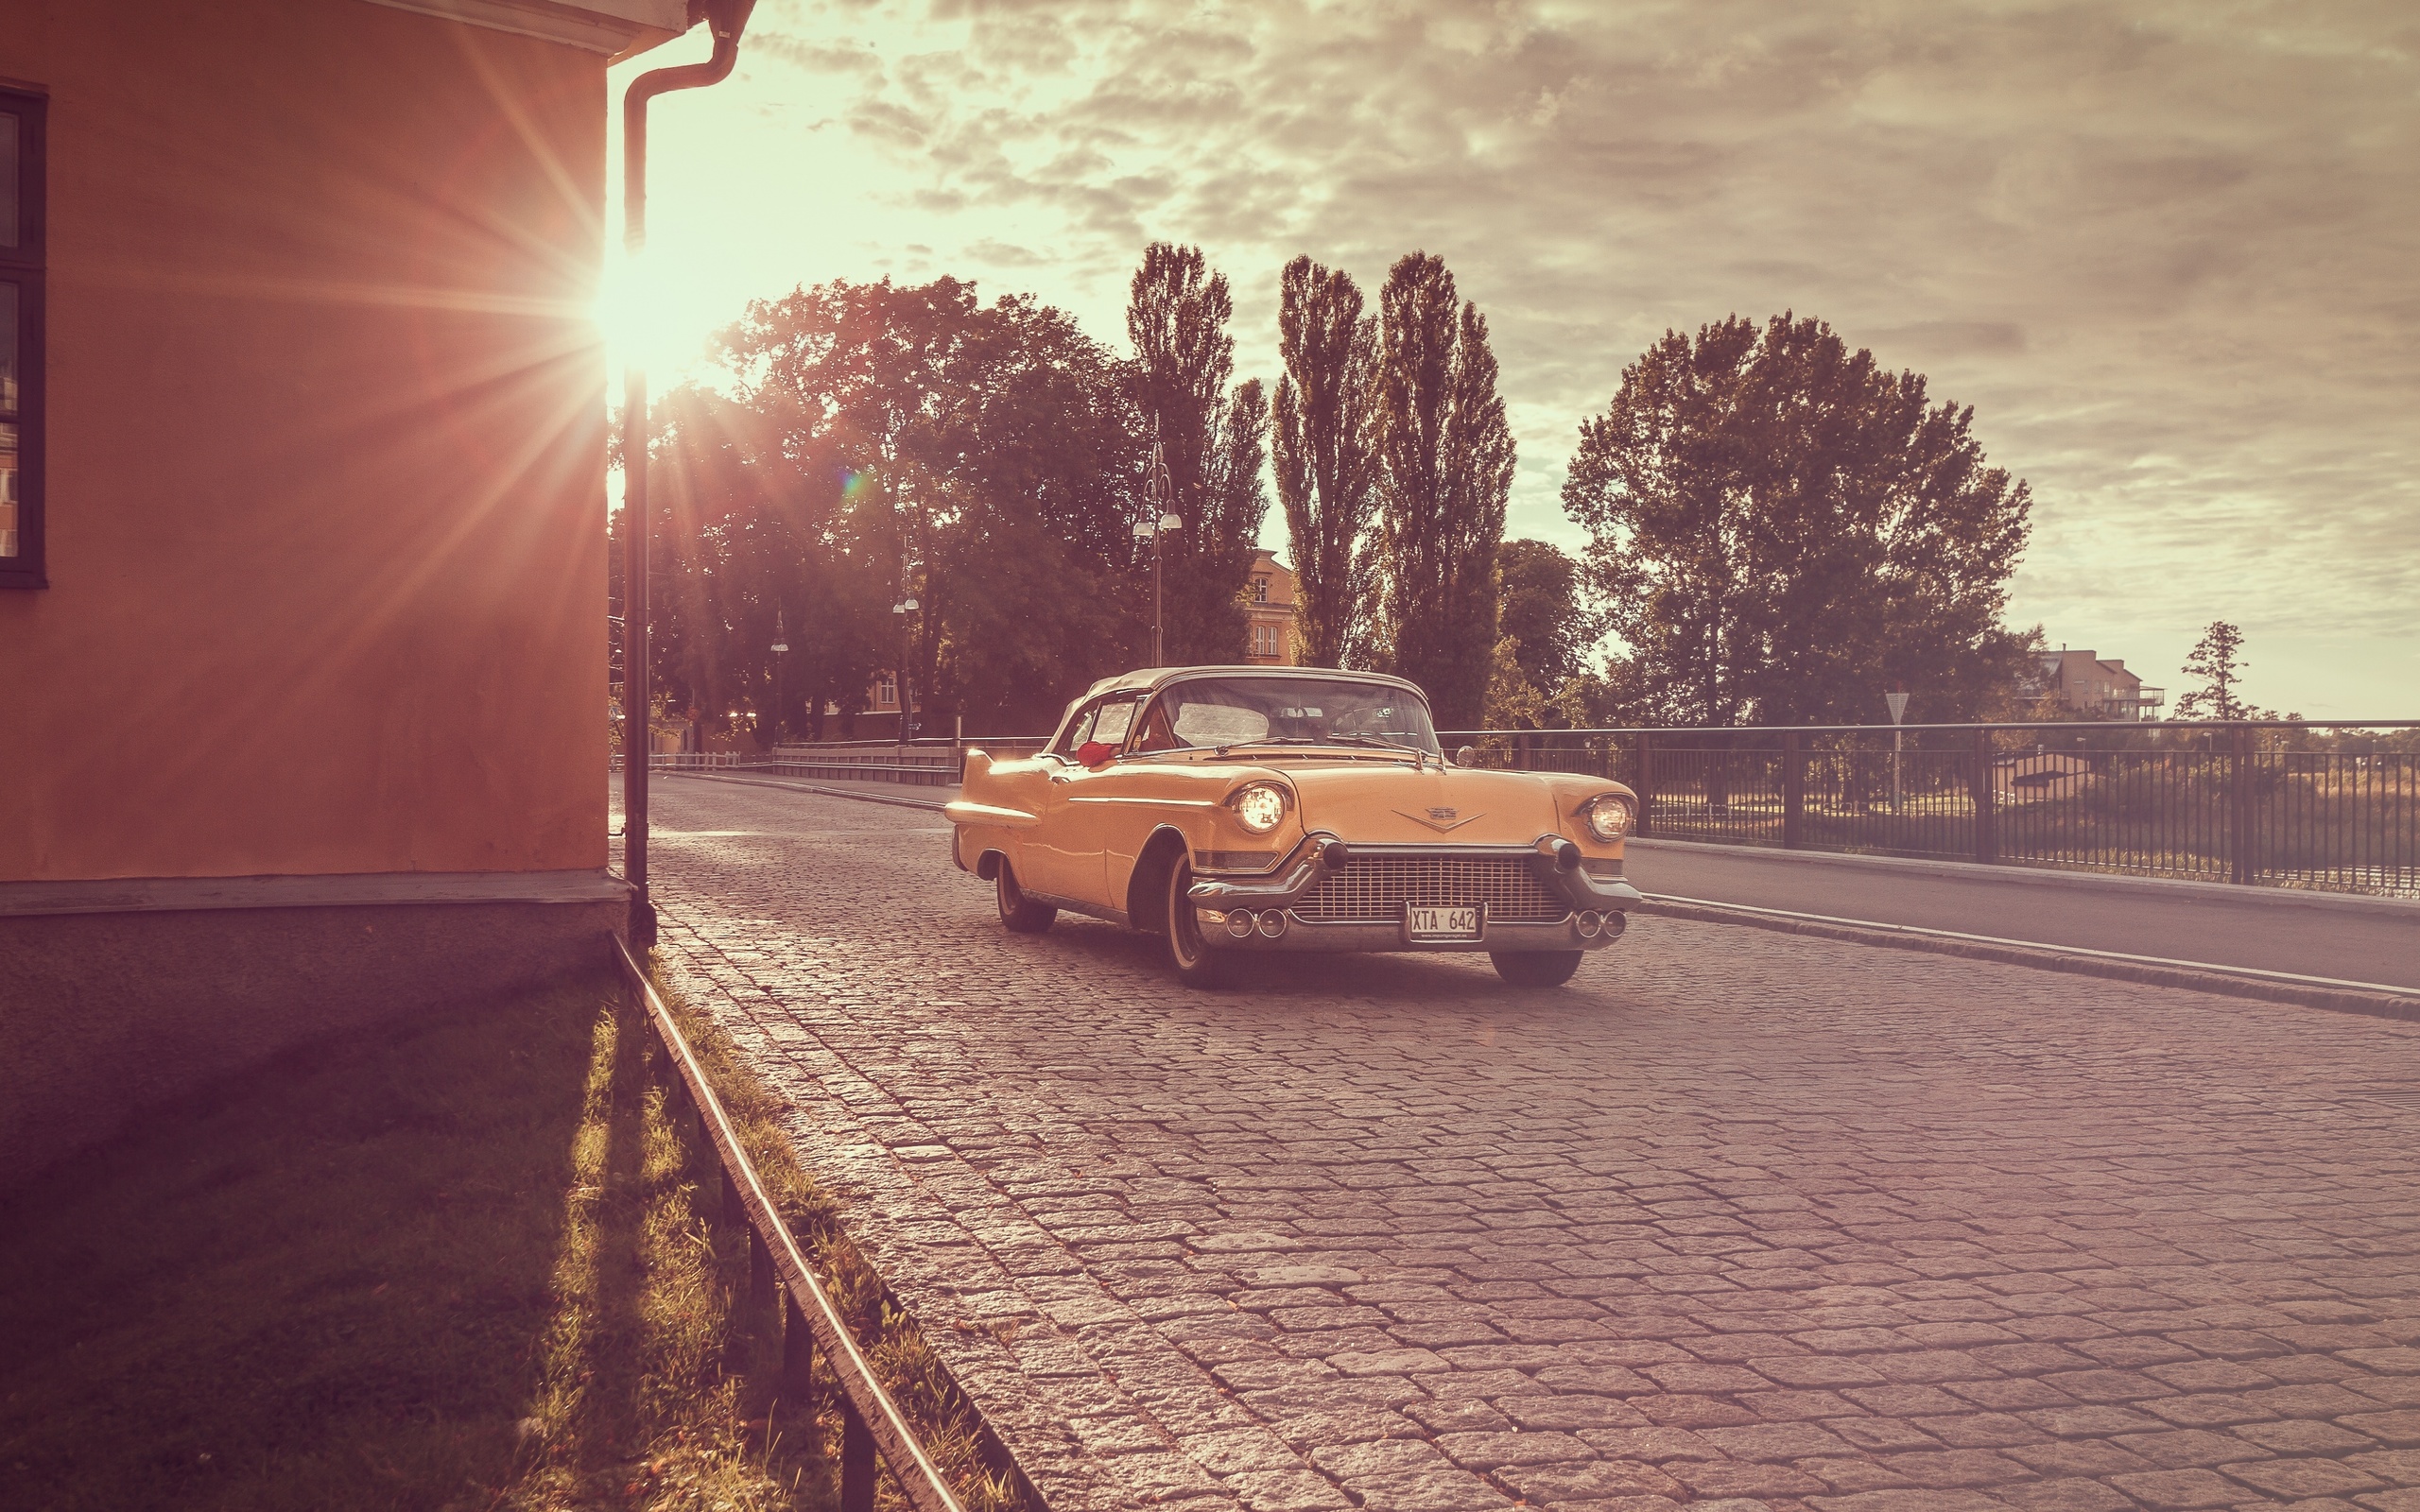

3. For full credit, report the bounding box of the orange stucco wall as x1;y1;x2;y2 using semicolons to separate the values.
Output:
0;1;611;882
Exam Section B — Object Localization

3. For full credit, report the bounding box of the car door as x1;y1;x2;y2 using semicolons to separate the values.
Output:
1024;694;1138;906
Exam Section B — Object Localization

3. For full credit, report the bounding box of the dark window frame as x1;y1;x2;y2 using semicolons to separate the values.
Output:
0;82;45;589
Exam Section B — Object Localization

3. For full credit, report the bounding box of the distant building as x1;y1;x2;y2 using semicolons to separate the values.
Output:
2032;648;2166;720
1245;549;1298;666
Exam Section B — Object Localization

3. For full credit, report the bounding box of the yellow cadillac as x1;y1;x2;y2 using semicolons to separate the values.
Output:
945;666;1642;988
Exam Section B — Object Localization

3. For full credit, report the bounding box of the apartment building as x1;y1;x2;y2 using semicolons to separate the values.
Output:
2;0;690;1172
1245;548;1298;666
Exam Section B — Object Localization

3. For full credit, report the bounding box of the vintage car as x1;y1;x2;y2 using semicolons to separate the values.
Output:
945;665;1642;988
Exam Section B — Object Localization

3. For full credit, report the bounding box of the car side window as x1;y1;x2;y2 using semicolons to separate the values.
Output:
1051;700;1101;758
1132;697;1181;752
1091;697;1138;747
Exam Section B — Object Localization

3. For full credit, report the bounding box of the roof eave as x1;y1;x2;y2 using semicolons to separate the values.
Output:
353;0;692;61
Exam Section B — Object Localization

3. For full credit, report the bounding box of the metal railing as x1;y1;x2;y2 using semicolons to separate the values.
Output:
630;719;2419;897
609;751;743;772
610;936;976;1512
625;739;1052;786
1442;721;2420;897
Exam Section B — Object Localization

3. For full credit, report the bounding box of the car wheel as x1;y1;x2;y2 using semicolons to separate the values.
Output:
1163;856;1232;988
1490;950;1582;988
996;863;1057;934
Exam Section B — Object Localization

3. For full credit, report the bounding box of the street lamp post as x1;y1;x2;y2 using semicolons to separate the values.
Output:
1132;511;1182;665
1885;688;1910;812
1137;430;1179;665
769;624;788;746
892;597;918;756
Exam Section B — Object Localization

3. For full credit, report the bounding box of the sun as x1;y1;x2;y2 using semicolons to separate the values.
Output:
591;248;717;381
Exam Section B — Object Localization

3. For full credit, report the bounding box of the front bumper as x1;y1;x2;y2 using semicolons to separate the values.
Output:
1187;833;1643;954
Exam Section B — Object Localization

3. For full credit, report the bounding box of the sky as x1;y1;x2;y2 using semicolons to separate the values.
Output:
605;0;2420;719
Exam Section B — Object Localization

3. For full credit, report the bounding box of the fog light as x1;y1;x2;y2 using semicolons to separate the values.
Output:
1600;912;1628;940
1256;910;1288;937
1576;911;1604;938
1226;909;1255;938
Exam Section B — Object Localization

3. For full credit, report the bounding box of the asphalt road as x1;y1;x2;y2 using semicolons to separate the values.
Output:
642;778;2420;1512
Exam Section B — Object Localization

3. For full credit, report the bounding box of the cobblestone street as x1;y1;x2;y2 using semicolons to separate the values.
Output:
644;777;2420;1512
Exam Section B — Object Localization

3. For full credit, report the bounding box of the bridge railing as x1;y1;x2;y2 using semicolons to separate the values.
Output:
631;720;2420;898
1440;720;2420;897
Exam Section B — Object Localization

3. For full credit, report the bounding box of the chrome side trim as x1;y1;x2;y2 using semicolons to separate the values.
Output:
944;799;1041;827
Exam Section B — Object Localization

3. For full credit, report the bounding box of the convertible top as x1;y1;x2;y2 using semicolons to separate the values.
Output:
1079;664;1429;700
1053;665;1432;752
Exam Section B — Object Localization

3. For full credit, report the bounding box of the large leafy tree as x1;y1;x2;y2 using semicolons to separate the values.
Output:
1495;539;1599;692
1564;313;2033;726
1273;255;1380;668
637;277;1149;740
617;385;890;743
1373;252;1513;730
1126;243;1269;664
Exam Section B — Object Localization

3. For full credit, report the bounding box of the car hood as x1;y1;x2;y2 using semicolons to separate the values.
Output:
1278;763;1570;846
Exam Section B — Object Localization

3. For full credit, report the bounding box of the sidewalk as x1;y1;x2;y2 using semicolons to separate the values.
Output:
642;770;2420;993
1630;837;2420;991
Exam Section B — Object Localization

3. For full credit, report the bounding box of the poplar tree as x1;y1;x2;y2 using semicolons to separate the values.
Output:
1273;255;1380;668
1126;243;1269;664
1373;252;1512;729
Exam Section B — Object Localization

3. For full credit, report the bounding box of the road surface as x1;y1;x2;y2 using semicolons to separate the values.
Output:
640;778;2420;1512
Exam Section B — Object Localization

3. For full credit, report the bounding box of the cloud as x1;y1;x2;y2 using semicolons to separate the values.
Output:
620;0;2420;710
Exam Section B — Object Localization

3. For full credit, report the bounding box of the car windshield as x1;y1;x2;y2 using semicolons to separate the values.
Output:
1142;677;1441;756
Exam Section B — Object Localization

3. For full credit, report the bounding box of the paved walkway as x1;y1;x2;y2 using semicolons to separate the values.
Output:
643;778;2420;1512
1629;842;2420;992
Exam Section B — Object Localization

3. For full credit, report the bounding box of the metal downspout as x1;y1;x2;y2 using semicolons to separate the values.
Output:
620;0;753;946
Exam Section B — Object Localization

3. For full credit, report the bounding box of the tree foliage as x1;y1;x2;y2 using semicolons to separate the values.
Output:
2173;620;2290;721
1373;253;1513;729
1273;255;1381;669
1564;313;2032;727
1495;539;1599;693
628;276;1150;741
1126;243;1270;665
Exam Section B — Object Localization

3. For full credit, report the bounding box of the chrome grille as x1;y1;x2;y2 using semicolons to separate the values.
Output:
1293;853;1569;923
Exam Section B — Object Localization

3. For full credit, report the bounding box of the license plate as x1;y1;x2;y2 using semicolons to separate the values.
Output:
1406;904;1480;940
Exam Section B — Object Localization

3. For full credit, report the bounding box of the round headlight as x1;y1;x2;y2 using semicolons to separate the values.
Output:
1584;793;1634;842
1230;782;1288;834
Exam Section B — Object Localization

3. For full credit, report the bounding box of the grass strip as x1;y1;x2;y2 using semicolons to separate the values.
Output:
0;971;829;1508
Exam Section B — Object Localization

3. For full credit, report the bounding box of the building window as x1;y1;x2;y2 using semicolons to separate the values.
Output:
0;87;43;587
1252;576;1269;604
1252;624;1280;659
877;672;898;708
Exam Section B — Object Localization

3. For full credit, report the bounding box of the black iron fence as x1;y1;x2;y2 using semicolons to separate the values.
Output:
643;721;2420;898
1441;721;2420;898
611;938;982;1512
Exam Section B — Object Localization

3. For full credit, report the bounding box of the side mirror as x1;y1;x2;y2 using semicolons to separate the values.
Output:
1076;740;1118;767
1456;745;1478;767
